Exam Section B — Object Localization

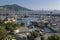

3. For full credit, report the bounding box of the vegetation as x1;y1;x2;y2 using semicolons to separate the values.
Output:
0;18;60;40
0;26;7;40
47;35;60;40
0;19;22;40
41;36;44;40
5;22;20;31
32;31;40;38
6;35;15;40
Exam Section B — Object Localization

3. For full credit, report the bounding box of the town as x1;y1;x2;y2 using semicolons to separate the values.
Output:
0;0;60;40
0;7;60;40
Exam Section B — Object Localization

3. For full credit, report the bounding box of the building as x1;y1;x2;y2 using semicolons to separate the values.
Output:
4;16;16;23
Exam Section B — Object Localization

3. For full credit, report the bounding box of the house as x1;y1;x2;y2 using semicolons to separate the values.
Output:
4;16;16;23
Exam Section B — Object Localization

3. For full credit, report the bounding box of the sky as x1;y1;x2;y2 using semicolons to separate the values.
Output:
0;0;60;10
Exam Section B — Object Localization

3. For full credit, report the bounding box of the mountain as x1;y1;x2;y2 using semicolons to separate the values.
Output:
0;4;60;14
0;4;32;11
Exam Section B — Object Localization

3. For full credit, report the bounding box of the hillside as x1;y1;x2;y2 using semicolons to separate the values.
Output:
0;4;32;11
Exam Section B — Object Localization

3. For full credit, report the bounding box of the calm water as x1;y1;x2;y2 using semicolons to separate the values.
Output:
17;17;39;26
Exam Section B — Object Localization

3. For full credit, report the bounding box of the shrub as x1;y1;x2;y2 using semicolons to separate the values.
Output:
32;31;40;38
0;26;7;40
47;35;60;40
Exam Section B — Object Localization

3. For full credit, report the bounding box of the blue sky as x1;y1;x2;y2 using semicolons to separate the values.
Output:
0;0;60;10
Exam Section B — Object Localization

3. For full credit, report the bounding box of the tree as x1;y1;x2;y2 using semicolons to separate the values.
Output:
4;22;21;34
0;19;22;40
0;26;7;40
32;31;40;38
47;35;60;40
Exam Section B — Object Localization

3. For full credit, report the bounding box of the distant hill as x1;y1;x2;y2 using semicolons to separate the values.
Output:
0;4;60;14
0;4;32;11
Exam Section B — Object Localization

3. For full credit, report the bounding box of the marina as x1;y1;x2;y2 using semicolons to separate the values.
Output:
0;13;60;33
0;2;60;40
